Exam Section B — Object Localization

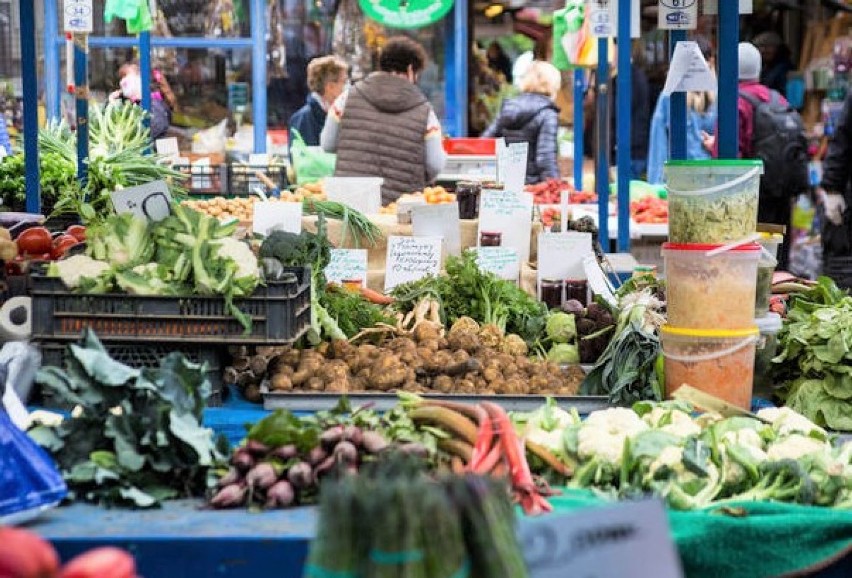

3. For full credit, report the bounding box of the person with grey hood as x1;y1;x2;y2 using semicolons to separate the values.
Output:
320;36;446;205
482;61;562;184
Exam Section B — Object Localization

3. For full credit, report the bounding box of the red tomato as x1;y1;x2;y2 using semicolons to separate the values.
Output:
16;227;52;255
66;224;87;242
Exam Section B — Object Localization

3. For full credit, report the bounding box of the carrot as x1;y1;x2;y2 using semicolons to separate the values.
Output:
359;286;395;305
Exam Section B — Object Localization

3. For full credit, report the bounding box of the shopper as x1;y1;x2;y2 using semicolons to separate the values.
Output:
818;92;852;289
482;61;561;184
288;56;349;147
320;36;446;205
753;31;794;97
646;37;717;184
486;41;513;84
0;113;10;157
109;63;172;142
703;42;809;270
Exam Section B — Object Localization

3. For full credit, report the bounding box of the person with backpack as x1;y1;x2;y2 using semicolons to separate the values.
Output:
703;42;809;270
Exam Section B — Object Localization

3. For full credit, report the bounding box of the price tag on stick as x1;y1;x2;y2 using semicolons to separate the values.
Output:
385;236;442;291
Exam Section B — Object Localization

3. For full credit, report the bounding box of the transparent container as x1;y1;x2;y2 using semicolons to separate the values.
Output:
755;233;782;317
661;326;759;410
662;242;761;330
664;160;763;243
753;313;783;400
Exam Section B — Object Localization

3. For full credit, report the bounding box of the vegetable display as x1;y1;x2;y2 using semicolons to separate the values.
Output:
29;331;225;508
773;278;852;431
560;402;852;510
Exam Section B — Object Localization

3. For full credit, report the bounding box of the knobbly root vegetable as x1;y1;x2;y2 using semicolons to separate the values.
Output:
333;441;359;464
0;527;60;578
210;484;248;509
246;463;279;490
265;480;296;509
288;461;314;489
408;406;478;445
361;431;390;454
269;444;298;461
59;547;138;578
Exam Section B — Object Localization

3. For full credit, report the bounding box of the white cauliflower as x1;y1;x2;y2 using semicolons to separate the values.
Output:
648;445;685;478
215;237;259;280
660;411;702;439
584;407;649;436
766;434;830;462
757;407;826;438
577;408;649;467
52;255;111;289
722;428;765;452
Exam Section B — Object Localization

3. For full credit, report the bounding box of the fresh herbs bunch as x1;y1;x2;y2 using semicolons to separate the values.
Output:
29;331;226;508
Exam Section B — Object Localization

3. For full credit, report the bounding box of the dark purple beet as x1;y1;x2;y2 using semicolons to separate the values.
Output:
231;448;255;473
562;299;586;316
308;446;328;466
244;439;271;457
268;444;298;461
320;426;345;449
360;431;390;454
265;480;295;509
333;441;358;464
342;425;363;447
287;461;313;489
246;463;278;490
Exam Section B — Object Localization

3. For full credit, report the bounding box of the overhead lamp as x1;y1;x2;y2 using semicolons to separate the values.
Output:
484;3;504;18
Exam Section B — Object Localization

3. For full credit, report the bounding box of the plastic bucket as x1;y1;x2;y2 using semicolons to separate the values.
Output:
664;160;763;243
662;242;761;330
661;326;759;410
755;233;782;317
753;313;783;400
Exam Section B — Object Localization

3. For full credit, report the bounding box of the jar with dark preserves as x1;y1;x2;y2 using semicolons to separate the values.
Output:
540;279;564;310
479;231;502;247
456;181;481;219
565;279;589;306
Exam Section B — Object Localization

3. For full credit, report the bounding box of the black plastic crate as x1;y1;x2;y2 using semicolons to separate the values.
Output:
30;265;312;344
173;163;229;196
39;342;225;407
228;163;289;195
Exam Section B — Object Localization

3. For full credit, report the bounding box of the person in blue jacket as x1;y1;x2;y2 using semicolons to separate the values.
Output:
646;37;718;184
0;113;11;156
288;55;349;147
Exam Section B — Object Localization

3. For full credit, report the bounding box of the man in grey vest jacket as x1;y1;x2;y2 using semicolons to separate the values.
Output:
320;36;447;205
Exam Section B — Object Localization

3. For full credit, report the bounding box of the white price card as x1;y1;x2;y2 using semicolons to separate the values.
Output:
478;189;534;265
662;41;717;95
155;137;180;157
111;181;173;222
496;139;529;194
519;499;683;578
658;0;698;30
325;249;368;287
252;201;302;236
64;0;94;33
589;0;614;38
475;247;520;282
536;232;593;298
385;236;442;291
608;0;642;39
325;177;383;215
412;202;462;257
248;153;270;166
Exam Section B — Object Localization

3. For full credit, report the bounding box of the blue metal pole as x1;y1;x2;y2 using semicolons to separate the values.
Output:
596;38;610;251
20;0;40;214
57;37;257;50
44;0;61;121
74;35;89;187
140;32;152;115
250;0;267;153
615;0;631;253
718;1;739;159
454;0;469;137
669;30;688;160
573;68;585;190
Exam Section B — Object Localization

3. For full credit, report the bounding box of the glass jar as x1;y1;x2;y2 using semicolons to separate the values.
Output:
565;279;589;306
456;181;482;220
540;279;564;310
480;231;502;247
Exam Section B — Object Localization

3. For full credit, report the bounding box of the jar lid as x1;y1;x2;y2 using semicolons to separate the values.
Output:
754;312;783;334
480;231;502;236
661;325;760;339
662;242;761;252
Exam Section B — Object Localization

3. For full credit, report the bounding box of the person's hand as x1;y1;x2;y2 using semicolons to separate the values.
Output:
700;131;715;153
820;189;847;226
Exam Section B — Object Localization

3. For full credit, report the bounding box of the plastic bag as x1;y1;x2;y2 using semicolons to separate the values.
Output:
290;130;336;185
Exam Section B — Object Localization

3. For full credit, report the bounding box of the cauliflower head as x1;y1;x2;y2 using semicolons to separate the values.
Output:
766;434;830;462
757;407;826;438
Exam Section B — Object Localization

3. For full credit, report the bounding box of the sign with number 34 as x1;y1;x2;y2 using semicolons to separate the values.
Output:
658;0;697;30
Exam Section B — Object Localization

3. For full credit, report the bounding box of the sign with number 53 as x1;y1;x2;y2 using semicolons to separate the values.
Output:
658;0;698;30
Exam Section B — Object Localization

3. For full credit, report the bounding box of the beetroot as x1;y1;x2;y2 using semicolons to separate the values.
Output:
360;431;389;454
313;455;337;482
210;483;247;509
217;467;242;488
268;444;298;461
287;461;313;489
244;439;271;457
333;441;358;464
308;446;328;466
59;547;137;578
399;442;428;458
342;425;363;447
265;480;296;509
246;463;279;490
231;448;255;473
320;426;345;449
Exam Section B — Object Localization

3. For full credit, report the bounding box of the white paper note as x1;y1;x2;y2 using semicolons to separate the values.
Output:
662;41;717;95
325;249;368;287
252;201;303;236
384;236;443;291
155;137;180;157
325;177;383;215
412;202;462;257
478;189;534;265
111;180;173;222
496;140;529;193
475;247;520;282
537;232;594;298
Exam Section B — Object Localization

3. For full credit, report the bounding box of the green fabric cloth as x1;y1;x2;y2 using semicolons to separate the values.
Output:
104;0;153;34
546;489;852;578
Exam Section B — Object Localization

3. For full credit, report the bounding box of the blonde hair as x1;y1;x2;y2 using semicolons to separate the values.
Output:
307;55;349;95
519;61;562;100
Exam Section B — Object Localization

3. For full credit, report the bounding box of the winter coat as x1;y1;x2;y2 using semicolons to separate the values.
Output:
288;94;327;147
482;92;560;184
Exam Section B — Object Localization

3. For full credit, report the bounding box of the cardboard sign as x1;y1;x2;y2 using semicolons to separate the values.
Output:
519;499;683;578
252;201;302;236
325;249;368;287
478;189;534;265
325;177;383;215
412;202;462;257
64;0;93;33
662;41;717;95
658;0;698;30
537;232;594;294
496;139;529;193
475;247;520;282
385;236;442;291
111;181;173;222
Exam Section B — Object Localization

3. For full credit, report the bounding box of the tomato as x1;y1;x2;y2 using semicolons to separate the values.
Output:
16;227;53;255
66;224;87;242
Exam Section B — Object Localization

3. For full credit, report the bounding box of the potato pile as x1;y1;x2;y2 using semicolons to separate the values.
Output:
266;317;584;396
